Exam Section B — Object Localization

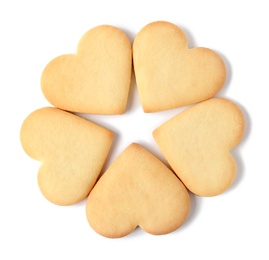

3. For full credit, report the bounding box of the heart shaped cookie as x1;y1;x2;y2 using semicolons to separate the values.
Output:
133;21;226;112
20;107;114;205
41;25;132;114
86;143;190;238
153;98;245;196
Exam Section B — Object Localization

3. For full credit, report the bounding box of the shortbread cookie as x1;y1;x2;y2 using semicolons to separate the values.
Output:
20;107;114;205
86;143;190;238
41;25;132;114
133;21;226;112
153;98;245;196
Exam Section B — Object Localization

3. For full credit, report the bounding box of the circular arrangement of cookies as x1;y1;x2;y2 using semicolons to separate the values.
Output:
20;21;245;238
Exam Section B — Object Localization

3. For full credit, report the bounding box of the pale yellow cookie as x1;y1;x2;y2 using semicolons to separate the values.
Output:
20;107;114;205
86;143;190;238
153;98;245;196
133;21;226;112
41;25;132;114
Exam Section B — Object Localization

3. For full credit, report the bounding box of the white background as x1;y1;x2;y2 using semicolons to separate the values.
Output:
0;0;268;259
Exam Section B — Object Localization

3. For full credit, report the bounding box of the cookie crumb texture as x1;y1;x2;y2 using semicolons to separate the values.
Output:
20;107;114;205
41;25;132;114
133;21;226;112
86;143;190;238
153;98;245;196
